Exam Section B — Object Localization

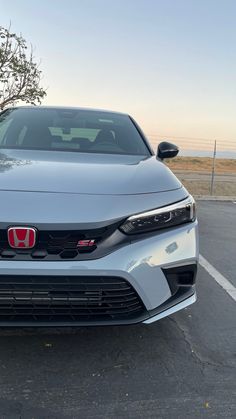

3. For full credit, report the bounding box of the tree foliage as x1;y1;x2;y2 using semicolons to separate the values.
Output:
0;25;46;109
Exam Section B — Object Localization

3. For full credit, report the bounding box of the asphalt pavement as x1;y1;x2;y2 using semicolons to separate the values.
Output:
0;201;235;419
197;200;236;286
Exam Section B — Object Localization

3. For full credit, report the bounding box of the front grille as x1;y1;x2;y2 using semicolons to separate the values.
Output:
0;275;145;323
0;225;118;260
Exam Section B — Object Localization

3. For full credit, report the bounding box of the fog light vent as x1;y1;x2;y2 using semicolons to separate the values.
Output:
162;264;197;295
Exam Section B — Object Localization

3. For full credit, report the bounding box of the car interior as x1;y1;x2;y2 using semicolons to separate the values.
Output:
0;109;150;156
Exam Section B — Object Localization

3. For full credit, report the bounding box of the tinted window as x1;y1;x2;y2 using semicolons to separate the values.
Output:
0;108;150;156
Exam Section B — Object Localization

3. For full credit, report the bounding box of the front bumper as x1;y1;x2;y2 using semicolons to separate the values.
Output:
0;221;198;326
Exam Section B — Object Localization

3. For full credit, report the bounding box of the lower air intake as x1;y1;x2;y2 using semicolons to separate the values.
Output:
0;275;145;324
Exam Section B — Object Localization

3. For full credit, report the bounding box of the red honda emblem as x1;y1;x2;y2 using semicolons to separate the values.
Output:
7;227;37;249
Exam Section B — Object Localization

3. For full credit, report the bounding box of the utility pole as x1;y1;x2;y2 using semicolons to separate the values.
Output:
210;140;217;195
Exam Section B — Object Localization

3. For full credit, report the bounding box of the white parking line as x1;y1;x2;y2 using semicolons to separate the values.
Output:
199;254;236;302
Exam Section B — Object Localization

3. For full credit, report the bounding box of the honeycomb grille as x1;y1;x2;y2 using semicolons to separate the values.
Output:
0;226;116;260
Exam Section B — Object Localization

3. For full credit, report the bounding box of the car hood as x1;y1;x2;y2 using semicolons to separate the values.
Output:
0;149;181;195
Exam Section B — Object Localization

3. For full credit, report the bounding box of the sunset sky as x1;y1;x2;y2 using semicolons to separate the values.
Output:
1;0;236;144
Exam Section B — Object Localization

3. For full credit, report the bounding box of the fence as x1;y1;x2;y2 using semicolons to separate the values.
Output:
147;135;236;197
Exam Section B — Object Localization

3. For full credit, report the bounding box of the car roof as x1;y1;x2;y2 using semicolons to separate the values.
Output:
10;105;129;117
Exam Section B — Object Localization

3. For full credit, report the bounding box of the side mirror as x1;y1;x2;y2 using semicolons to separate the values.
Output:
157;141;179;160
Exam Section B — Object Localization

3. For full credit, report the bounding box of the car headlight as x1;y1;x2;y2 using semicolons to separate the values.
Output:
120;196;196;235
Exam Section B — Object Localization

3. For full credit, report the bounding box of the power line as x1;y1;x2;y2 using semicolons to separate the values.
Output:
147;133;236;143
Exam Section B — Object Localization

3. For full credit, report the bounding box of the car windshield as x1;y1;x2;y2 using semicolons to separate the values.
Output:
0;107;150;156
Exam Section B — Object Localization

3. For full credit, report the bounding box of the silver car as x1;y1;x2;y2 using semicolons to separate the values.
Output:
0;106;198;326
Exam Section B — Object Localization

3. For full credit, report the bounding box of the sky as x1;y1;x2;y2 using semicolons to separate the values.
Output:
1;0;236;144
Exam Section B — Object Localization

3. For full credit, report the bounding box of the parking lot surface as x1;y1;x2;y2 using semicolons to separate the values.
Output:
0;201;235;419
198;200;236;286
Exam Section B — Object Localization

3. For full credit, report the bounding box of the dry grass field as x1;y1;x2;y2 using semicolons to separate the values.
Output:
166;157;236;173
181;180;236;196
166;157;236;196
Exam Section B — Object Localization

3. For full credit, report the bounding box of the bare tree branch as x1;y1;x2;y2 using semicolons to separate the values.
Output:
0;25;47;109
